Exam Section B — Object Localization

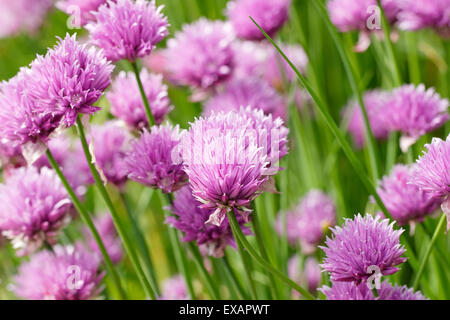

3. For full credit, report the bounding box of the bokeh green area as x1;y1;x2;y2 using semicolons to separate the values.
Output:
0;0;449;300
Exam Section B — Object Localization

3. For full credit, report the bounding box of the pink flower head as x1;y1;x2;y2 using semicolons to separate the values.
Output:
378;281;427;300
288;256;321;298
124;123;188;193
13;244;103;300
168;186;250;258
0;167;72;256
344;89;391;148
0;0;52;38
84;213;122;264
411;135;450;230
376;164;440;226
226;0;291;40
86;0;168;62
231;41;269;80
108;70;172;129
165;19;234;93
385;84;448;151
321;214;407;283
56;0;110;26
204;77;286;120
25;34;114;127
159;275;189;300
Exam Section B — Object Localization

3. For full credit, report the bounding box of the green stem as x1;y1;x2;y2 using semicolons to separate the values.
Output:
120;192;160;296
46;149;125;299
234;226;258;300
130;61;155;127
75;116;156;299
412;213;447;290
186;242;220;299
227;210;315;300
250;17;393;221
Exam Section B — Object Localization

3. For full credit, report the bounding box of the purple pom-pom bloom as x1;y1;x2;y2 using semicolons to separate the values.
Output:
13;244;103;300
0;167;72;256
124;123;188;193
288;256;321;298
277;190;336;253
226;0;291;40
26;34;114;127
84;214;122;264
411;135;450;230
56;0;110;27
87;0;168;62
321;214;407;283
0;0;52;38
376;164;440;226
385;84;448;152
108;70;172;129
397;0;450;36
344;90;391;148
90;122;131;187
165;19;234;95
159;275;189;300
168;186;250;258
320;280;426;300
204;77;286;120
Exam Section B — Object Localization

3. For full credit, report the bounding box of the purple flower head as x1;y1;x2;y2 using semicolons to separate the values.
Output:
90;122;130;187
33;134;72;170
263;44;308;89
0;143;25;171
181;111;269;226
124;123;188;193
168;186;250;258
159;275;189;300
56;0;110;27
0;0;52;38
13;244;103;300
376;164;440;226
26;34;114;127
108;70;172;129
327;0;400;32
0;71;63;151
385;84;448;151
397;0;450;36
411;135;450;229
84;213;122;264
226;0;291;40
288;256;321;298
344;90;391;148
321;214;407;283
320;281;374;300
0;167;72;256
204;77;286;120
165;19;235;93
378;281;427;300
276;190;336;253
86;0;168;62
231;41;269;80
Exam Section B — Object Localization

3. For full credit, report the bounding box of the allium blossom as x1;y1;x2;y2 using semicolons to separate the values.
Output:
397;0;450;36
25;34;114;127
86;0;168;62
231;41;269;80
226;0;291;40
0;0;52;38
276;190;336;253
124;123;188;193
385;84;448;151
56;0;110;27
288;256;321;298
378;281;427;300
376;164;440;226
90;122;130;186
204;77;286;120
159;275;189;300
167;186;250;258
108;70;172;128
0;167;72;256
13;244;103;300
84;214;122;264
344;90;391;148
321;214;406;283
411;135;450;230
165;19;235;94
